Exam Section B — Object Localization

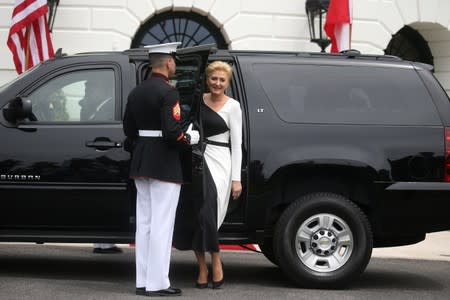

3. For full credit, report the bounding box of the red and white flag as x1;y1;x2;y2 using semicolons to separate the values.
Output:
324;0;353;53
7;0;55;74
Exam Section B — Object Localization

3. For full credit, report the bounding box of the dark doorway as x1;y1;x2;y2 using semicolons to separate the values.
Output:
385;25;433;66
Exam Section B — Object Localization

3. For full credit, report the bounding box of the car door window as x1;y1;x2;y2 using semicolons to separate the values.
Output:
29;69;115;122
139;60;202;116
253;63;441;126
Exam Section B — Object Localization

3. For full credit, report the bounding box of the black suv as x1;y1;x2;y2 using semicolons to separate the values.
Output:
1;45;450;288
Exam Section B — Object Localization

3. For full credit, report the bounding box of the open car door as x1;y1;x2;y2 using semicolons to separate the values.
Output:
174;43;216;182
174;43;216;121
173;44;216;244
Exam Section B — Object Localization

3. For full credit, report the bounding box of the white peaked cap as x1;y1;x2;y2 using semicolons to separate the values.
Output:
144;42;181;54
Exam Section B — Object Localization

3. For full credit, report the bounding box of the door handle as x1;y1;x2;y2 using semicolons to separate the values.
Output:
86;138;122;150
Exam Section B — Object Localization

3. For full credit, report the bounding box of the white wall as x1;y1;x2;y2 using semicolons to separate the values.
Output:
1;0;450;95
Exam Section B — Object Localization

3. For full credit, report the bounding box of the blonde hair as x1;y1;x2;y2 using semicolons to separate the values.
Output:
206;61;232;79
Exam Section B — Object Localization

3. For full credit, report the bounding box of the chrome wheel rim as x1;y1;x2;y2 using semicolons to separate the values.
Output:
295;213;354;272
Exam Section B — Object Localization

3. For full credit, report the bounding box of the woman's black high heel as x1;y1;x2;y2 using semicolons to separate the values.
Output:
212;261;224;289
195;270;209;289
195;281;208;289
212;278;224;289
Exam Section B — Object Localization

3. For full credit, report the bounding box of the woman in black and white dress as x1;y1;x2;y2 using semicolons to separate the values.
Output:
174;61;242;289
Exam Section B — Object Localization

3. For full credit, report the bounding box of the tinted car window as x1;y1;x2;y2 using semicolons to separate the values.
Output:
28;69;115;122
173;64;198;112
140;62;199;115
253;63;441;125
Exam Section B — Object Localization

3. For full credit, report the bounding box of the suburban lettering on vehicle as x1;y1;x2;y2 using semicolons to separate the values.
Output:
0;174;41;181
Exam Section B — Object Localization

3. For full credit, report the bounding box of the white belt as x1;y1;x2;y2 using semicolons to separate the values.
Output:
138;130;163;137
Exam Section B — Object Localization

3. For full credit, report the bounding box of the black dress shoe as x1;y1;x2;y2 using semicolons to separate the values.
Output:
136;287;146;296
195;281;208;289
145;287;182;297
93;246;123;254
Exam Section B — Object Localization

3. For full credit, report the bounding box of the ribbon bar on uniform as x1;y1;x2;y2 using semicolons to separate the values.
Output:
138;130;163;137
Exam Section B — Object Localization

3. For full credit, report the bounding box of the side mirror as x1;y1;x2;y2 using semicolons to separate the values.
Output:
3;97;33;122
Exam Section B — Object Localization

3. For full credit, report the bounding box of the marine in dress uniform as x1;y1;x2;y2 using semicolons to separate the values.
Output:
123;42;199;297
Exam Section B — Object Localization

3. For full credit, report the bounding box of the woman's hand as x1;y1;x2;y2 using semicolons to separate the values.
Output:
231;181;242;200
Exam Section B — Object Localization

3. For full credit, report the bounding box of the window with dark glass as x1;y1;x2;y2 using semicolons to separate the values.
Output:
253;63;440;126
131;11;227;49
29;70;115;122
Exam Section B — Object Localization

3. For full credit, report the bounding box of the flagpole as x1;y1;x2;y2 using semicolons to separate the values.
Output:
349;23;352;50
349;0;353;50
25;24;31;72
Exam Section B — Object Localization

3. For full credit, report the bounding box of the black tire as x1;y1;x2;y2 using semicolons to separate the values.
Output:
259;237;278;266
273;192;372;288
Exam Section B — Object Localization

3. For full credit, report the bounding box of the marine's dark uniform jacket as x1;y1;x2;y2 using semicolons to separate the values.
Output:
123;72;188;183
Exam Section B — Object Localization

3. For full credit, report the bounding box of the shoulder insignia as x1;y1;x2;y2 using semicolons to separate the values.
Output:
172;100;181;121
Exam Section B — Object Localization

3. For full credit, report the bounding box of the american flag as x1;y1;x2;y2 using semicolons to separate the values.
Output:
7;0;55;74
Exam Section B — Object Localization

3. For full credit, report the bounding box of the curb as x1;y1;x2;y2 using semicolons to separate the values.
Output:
371;231;450;262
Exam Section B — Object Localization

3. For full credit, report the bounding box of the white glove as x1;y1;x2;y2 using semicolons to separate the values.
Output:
186;123;200;145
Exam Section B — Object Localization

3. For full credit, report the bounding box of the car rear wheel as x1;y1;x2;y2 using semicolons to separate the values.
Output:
273;192;372;288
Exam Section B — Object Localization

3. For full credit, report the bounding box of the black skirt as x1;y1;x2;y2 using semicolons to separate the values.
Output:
173;149;219;252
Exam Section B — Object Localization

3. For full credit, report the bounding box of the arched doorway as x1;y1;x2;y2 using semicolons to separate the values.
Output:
385;25;433;66
131;11;227;49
